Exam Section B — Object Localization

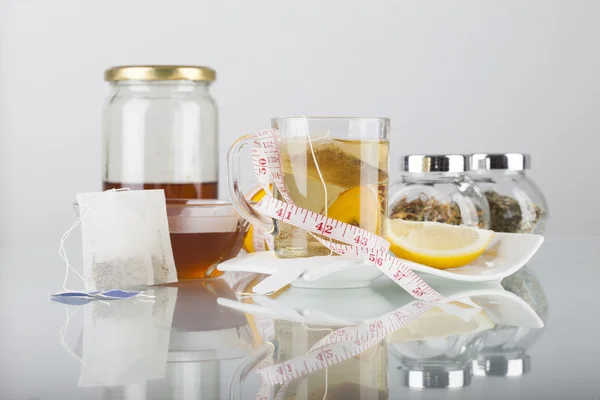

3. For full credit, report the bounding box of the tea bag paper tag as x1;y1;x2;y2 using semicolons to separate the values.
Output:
76;189;177;291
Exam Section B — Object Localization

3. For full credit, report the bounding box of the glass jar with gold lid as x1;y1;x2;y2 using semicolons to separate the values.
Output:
102;65;218;199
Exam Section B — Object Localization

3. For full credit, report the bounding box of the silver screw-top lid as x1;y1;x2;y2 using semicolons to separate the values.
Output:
472;355;531;377
402;368;472;389
470;153;530;171
402;155;468;173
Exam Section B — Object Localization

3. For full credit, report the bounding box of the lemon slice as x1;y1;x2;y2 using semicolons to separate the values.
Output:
386;219;494;269
326;185;382;235
243;185;272;253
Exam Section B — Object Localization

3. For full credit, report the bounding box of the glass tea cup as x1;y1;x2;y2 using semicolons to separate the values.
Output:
72;198;248;280
166;199;249;279
228;117;390;259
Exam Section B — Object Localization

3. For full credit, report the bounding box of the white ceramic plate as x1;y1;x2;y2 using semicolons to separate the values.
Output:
218;232;544;289
409;232;544;282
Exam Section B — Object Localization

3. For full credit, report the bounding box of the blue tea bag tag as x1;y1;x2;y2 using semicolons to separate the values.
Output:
95;290;146;299
50;296;95;306
50;289;148;302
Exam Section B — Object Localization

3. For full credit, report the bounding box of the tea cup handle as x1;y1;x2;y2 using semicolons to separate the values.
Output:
227;134;274;233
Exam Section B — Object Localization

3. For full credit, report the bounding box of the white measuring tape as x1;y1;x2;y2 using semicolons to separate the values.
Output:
242;127;458;397
250;128;444;303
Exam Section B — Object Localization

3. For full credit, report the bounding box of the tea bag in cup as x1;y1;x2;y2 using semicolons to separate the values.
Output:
75;189;177;291
77;287;178;387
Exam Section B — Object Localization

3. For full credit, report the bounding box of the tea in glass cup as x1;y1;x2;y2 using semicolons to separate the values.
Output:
228;117;389;259
166;200;249;279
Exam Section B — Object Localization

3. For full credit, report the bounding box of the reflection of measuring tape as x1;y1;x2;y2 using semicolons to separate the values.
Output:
246;128;451;397
256;300;436;386
250;128;444;303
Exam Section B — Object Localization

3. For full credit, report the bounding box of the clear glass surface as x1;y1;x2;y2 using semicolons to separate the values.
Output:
8;237;600;399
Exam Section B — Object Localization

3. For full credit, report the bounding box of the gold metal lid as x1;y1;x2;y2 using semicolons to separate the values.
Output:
104;65;216;82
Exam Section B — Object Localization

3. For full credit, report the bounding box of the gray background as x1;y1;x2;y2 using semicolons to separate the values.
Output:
1;0;599;245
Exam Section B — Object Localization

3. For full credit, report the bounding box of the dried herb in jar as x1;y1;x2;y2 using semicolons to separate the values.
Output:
390;196;486;228
484;190;542;233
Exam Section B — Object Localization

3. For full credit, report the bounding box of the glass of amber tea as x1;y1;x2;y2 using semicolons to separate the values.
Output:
228;117;389;258
166;200;249;279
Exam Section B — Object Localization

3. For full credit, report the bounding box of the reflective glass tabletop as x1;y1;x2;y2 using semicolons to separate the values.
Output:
0;237;597;399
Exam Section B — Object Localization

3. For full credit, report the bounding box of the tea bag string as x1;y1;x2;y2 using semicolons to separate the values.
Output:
58;188;131;292
59;214;86;291
59;304;90;369
302;115;333;257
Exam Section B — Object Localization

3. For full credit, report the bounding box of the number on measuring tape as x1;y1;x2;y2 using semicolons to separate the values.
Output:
315;349;333;362
275;208;292;221
315;222;333;235
369;320;384;333
393;270;407;280
354;235;369;246
254;301;439;388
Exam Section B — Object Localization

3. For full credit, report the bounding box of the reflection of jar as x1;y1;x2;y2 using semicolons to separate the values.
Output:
472;267;548;377
389;155;490;228
103;65;219;199
468;154;549;234
389;306;492;389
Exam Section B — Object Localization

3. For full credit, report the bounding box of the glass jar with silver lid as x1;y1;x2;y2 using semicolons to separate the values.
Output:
468;154;548;234
389;155;491;228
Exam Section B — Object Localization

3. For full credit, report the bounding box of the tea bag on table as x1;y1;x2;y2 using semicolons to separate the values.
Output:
76;189;177;291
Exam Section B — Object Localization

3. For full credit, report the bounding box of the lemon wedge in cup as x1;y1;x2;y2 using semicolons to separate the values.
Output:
386;219;494;269
326;185;383;235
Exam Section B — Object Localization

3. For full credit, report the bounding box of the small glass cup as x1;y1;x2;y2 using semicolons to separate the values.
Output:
166;199;249;279
389;312;488;389
227;117;390;259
